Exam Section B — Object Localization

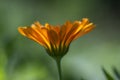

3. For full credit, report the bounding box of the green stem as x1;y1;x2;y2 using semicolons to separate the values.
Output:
55;58;62;80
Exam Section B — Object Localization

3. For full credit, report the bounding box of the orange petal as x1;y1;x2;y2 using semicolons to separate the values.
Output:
64;21;80;45
31;24;49;41
47;29;59;48
34;21;43;28
80;18;89;26
60;21;73;46
65;18;95;45
52;26;60;35
18;27;50;49
73;23;95;40
18;27;28;36
45;23;52;30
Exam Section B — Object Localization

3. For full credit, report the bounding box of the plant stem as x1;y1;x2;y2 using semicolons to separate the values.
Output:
55;58;62;80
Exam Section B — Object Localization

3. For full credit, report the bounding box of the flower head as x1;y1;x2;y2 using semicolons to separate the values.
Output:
18;18;95;59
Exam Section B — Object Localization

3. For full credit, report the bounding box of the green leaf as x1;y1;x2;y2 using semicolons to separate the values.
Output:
102;68;114;80
112;67;120;79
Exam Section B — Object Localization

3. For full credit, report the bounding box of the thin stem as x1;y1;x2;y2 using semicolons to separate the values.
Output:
55;58;62;80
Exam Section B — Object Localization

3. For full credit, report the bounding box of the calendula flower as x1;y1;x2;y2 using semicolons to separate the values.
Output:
18;18;95;80
18;18;95;59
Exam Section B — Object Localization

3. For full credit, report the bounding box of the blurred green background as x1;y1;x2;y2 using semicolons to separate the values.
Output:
0;0;120;80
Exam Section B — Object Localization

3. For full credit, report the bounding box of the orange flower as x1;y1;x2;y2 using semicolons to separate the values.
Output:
18;18;95;58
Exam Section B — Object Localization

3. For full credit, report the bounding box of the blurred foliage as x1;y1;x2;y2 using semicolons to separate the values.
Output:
102;67;120;80
0;48;7;80
102;68;114;80
0;0;120;80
